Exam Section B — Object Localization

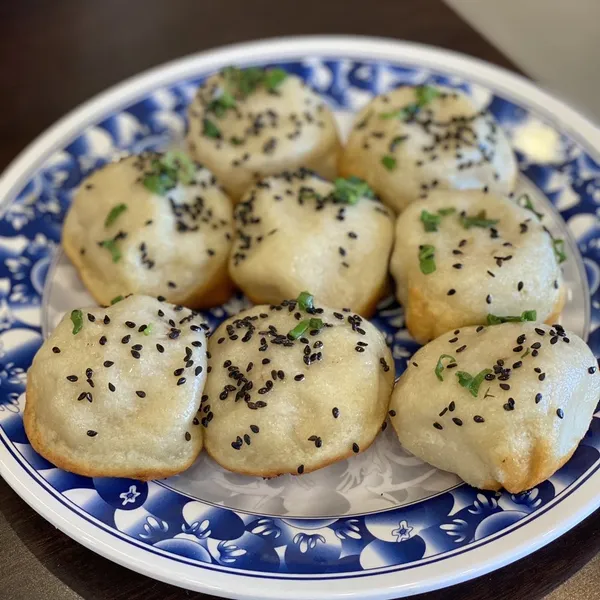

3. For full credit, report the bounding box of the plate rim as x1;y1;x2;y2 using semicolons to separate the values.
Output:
1;35;599;600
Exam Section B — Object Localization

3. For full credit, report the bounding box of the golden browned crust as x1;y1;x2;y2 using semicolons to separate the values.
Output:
23;380;202;481
405;283;568;346
204;420;383;478
63;234;234;310
479;441;576;494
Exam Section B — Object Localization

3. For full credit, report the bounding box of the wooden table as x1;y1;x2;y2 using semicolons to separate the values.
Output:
1;1;598;599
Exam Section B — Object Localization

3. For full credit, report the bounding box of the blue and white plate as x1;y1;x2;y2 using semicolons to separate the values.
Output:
0;37;599;599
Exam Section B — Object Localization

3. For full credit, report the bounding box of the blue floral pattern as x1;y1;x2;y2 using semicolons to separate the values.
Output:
0;56;598;579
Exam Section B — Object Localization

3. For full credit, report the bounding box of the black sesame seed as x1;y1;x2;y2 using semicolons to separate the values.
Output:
531;342;541;349
185;432;191;441
535;393;543;403
485;373;495;381
538;373;546;381
52;346;61;353
388;409;397;417
563;337;570;343
474;415;485;423
297;464;304;474
103;315;110;325
517;334;526;344
132;344;142;351
131;350;141;359
452;417;463;426
125;321;136;329
517;281;524;292
447;289;456;296
456;345;467;353
449;401;456;412
486;295;492;304
452;263;463;269
136;391;146;398
352;443;360;453
66;375;78;382
503;403;514;411
512;361;522;369
513;346;523;353
195;366;203;376
108;382;115;392
500;383;510;391
589;367;597;374
86;430;97;437
121;335;131;344
174;368;184;376
433;422;443;430
87;313;96;322
332;407;339;418
535;328;545;336
550;336;558;344
557;408;564;419
294;374;305;381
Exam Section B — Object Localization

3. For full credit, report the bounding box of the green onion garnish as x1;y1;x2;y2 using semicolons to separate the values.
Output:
99;239;121;263
296;291;314;312
230;136;244;145
110;295;124;305
379;85;440;121
287;317;324;340
420;210;442;232
143;323;153;336
264;67;288;92
486;310;537;325
207;90;237;117
332;176;374;205
435;354;456;381
517;193;544;220
419;244;436;274
438;207;456;216
142;151;196;195
202;118;222;139
459;210;499;229
222;66;288;98
70;309;83;335
381;155;397;171
104;204;127;228
552;239;567;264
456;368;492;397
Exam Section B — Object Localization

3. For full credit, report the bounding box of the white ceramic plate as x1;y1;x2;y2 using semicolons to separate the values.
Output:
0;36;599;599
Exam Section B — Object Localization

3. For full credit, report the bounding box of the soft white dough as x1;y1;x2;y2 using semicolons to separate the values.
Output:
203;300;395;476
187;70;341;201
229;170;395;316
390;322;600;493
389;189;565;344
63;153;234;308
24;295;208;480
339;85;518;212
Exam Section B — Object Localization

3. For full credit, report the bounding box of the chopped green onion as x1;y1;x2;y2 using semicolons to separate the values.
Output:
420;210;442;232
415;85;441;106
517;193;544;220
161;150;196;184
296;291;314;312
332;176;374;204
298;187;321;201
419;244;436;274
521;348;531;359
110;295;124;305
230;136;244;145
143;323;153;336
456;369;492;397
389;135;408;152
459;210;499;229
486;310;537;325
381;155;397;171
288;320;309;340
99;239;121;263
142;151;197;195
552;239;567;264
104;204;127;228
435;354;456;381
437;207;456;216
207;90;237;117
308;318;324;331
379;85;440;121
202;118;222;139
264;68;288;91
70;309;83;335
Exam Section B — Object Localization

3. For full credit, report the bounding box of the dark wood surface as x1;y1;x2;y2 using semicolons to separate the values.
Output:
0;1;597;599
